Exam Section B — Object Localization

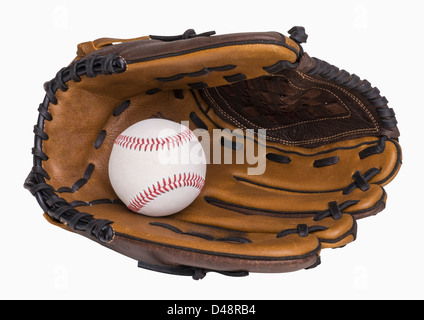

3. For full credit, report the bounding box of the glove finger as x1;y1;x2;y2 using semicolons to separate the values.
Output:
47;202;355;273
194;93;401;193
77;30;301;94
203;181;386;220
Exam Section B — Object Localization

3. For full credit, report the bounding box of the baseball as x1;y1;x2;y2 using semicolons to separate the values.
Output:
108;119;206;217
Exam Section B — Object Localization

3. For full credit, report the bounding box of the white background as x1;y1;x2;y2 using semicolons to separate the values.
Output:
1;0;422;300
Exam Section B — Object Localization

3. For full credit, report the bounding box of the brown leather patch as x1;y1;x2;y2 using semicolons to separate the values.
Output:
201;69;385;147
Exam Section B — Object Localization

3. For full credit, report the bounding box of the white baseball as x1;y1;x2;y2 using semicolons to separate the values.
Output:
108;119;206;217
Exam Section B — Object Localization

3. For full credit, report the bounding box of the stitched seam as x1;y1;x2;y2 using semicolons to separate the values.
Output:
211;75;353;131
204;73;379;145
128;173;205;212
114;128;196;151
105;228;116;244
297;71;379;129
204;88;376;144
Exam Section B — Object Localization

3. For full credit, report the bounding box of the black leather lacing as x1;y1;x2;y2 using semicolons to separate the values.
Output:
24;54;126;243
150;29;216;42
276;224;328;238
313;200;359;221
276;200;359;239
377;108;397;129
343;168;381;195
308;58;398;130
137;260;248;280
359;136;387;159
288;26;308;44
43;54;126;105
149;222;252;244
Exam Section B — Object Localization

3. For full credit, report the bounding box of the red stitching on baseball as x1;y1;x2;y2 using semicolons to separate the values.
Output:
128;172;205;212
114;128;196;151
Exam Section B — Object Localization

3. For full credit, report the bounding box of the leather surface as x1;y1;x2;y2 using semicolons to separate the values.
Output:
33;29;401;274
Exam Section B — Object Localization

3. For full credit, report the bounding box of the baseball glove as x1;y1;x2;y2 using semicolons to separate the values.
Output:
25;27;401;279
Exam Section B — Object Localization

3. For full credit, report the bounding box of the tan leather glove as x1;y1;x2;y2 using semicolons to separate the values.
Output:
25;27;401;279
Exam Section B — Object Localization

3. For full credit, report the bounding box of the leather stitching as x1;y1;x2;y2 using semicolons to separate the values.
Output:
128;173;205;212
